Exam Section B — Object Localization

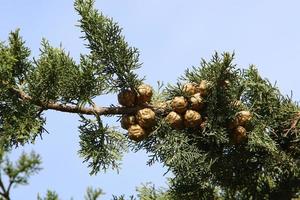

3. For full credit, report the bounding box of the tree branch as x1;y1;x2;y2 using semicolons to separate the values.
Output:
0;178;7;199
4;82;167;116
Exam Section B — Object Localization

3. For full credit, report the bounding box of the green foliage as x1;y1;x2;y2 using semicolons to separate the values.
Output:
0;151;42;199
78;115;128;174
37;191;60;200
0;31;45;149
131;53;300;199
84;187;104;200
74;0;143;92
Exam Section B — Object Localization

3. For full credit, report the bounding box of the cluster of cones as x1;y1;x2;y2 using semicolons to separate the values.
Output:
165;81;209;130
118;84;155;142
117;81;252;145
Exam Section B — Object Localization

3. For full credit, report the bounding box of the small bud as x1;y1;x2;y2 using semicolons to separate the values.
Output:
184;110;202;128
118;89;136;107
165;111;184;129
171;96;188;114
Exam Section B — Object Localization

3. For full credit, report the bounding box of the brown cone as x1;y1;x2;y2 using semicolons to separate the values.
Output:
232;126;247;144
165;111;183;129
184;110;202;128
136;108;156;129
171;96;188;114
120;115;136;130
235;111;252;126
183;83;197;95
128;124;147;142
190;93;204;111
137;84;153;103
197;80;210;96
118;89;136;107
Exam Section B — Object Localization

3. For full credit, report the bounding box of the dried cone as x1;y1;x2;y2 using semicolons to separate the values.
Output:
183;83;197;95
184;110;202;128
165;111;183;129
232;126;247;144
190;93;204;111
171;96;188;114
120;115;136;130
118;89;136;107
235;111;252;126
137;84;153;103
128;124;147;142
198;80;210;96
136;108;156;129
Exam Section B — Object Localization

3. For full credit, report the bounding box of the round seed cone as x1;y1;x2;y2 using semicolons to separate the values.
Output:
120;115;136;130
118;89;136;107
136;108;156;128
190;93;204;111
184;110;202;128
128;124;147;142
232;126;247;145
165;111;184;129
137;84;153;103
171;96;188;114
183;83;197;95
198;80;210;96
235;110;252;126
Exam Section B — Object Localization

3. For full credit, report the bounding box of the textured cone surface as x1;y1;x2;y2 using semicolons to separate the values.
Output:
232;126;247;144
120;115;136;130
137;84;153;103
165;111;183;129
190;93;204;111
128;124;147;142
198;80;209;96
184;110;202;128
171;96;188;114
118;89;136;107
136;108;156;128
183;83;197;95
235;111;252;126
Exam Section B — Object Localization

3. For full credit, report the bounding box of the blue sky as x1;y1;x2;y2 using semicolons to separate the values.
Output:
1;0;300;199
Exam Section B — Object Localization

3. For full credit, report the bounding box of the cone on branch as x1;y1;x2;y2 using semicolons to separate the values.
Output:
190;93;204;111
128;124;147;142
118;89;137;107
184;110;202;128
234;110;252;126
120;115;136;130
137;84;153;103
183;83;197;96
232;126;247;144
165;111;184;129
171;96;188;114
197;80;210;96
136;108;156;129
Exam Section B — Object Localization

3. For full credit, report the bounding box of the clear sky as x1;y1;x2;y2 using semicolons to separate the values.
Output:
1;0;300;199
